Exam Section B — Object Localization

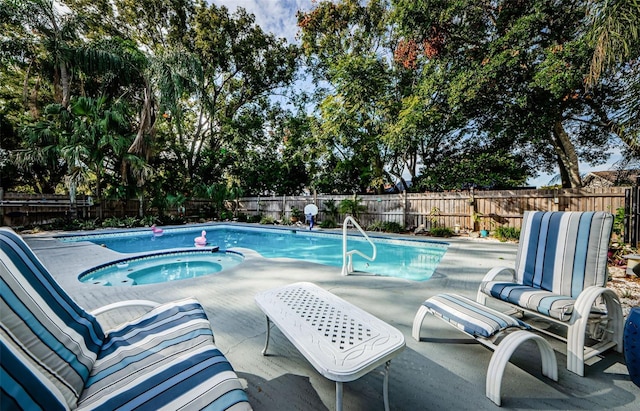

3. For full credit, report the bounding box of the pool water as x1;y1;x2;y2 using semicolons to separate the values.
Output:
79;249;244;286
63;225;448;281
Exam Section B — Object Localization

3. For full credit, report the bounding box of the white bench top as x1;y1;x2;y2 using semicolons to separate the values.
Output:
255;282;405;382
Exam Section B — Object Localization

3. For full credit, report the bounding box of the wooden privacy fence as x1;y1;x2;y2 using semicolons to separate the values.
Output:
0;186;633;242
241;187;627;232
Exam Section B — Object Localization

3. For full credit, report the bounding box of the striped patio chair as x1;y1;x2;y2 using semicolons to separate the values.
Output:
1;227;252;410
476;211;624;376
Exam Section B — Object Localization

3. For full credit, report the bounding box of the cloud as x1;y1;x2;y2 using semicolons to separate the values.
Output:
210;0;315;43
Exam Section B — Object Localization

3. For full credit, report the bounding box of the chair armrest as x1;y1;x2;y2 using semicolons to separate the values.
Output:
572;286;623;320
480;266;516;283
89;300;161;316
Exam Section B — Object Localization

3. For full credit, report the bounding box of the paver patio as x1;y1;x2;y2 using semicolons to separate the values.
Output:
22;230;639;410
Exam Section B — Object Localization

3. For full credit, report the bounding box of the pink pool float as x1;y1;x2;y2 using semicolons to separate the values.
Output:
151;224;163;236
194;230;207;246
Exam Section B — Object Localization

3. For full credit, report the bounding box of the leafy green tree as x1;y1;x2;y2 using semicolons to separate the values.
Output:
338;195;367;219
414;147;529;191
13;104;69;193
585;0;640;155
392;0;628;188
299;0;397;193
144;3;299;193
63;96;132;207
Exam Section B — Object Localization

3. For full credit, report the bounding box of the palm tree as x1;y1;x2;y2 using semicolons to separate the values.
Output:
587;0;640;86
64;96;132;217
586;0;640;153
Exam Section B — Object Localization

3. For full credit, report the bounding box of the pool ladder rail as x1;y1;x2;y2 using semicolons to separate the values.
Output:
341;216;377;276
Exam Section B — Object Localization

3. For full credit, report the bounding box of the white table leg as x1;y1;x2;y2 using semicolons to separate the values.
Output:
383;361;390;411
262;315;271;356
336;381;343;411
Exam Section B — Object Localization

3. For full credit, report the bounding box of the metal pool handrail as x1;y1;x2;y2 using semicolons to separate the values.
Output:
342;216;377;276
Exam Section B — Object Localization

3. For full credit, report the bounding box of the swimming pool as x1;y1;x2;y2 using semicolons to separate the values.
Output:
62;224;448;281
78;249;244;286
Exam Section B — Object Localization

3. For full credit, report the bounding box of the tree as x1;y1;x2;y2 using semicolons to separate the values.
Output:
298;0;398;193
392;0;625;188
13;104;69;193
585;0;640;155
146;3;299;192
228;104;310;196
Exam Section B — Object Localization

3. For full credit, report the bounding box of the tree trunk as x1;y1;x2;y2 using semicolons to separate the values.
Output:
552;120;582;188
60;62;70;108
129;81;154;157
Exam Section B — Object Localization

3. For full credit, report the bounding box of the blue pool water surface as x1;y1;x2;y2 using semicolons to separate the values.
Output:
62;224;448;281
79;249;244;286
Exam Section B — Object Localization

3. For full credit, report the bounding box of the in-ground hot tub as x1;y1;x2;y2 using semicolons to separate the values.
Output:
79;248;244;286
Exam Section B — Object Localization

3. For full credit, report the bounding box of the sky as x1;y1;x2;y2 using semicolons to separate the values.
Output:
211;0;625;188
210;0;314;44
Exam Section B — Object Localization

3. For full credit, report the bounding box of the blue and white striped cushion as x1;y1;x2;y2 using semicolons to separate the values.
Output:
77;298;252;411
480;281;576;321
515;211;612;297
0;228;103;408
423;294;529;339
1;332;70;411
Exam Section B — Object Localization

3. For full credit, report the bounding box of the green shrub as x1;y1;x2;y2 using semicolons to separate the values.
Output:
323;199;339;221
319;219;337;228
248;214;262;223
78;219;97;230
339;196;367;219
494;226;520;242
382;221;404;233
367;221;386;231
122;216;139;228
429;226;454;237
102;217;124;227
260;216;275;224
613;207;625;236
367;220;404;233
140;215;157;227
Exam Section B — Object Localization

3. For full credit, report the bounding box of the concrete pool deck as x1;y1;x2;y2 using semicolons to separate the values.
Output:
22;230;639;410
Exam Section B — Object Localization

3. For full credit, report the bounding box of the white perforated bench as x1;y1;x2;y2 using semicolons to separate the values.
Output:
412;293;558;406
255;282;405;411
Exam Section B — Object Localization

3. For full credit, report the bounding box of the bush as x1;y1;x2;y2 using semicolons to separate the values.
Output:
78;219;97;230
382;221;404;233
122;216;139;228
429;226;454;237
248;214;262;223
366;221;386;232
323;199;339;221
220;210;233;220
613;207;625;237
367;221;404;233
140;215;158;227
102;217;124;228
494;226;520;242
260;216;276;224
319;219;337;228
339;196;367;219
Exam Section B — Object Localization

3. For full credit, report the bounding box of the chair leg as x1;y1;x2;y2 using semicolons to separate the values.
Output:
568;287;624;376
412;304;429;341
486;330;557;406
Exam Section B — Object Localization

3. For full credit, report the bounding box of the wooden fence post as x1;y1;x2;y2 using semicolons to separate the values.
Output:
632;177;640;247
625;188;631;245
402;190;407;228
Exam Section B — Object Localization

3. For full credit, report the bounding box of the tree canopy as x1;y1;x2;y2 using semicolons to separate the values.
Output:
1;0;639;218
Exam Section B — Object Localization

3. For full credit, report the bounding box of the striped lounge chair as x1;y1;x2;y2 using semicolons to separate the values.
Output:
0;227;252;410
476;211;624;376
